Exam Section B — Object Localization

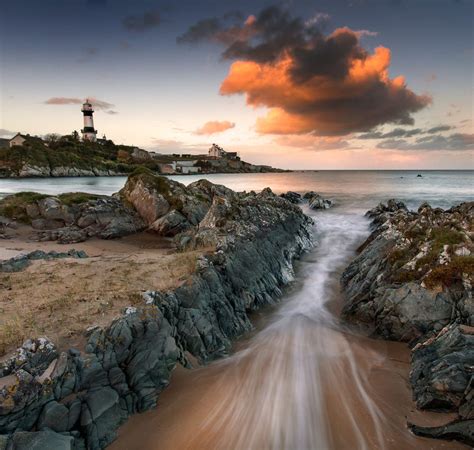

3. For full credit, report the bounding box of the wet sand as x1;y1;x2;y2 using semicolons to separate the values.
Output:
110;321;462;450
109;209;466;450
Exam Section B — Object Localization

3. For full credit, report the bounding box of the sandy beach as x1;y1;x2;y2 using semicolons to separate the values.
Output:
0;225;202;355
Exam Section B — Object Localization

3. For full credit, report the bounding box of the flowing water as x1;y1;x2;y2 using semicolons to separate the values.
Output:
1;170;472;449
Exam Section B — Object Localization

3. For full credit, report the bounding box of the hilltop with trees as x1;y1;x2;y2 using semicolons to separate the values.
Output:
0;132;286;177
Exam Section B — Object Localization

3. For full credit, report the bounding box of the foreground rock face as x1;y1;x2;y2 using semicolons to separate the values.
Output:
409;324;474;446
342;200;473;341
341;199;473;446
0;193;146;244
0;171;313;449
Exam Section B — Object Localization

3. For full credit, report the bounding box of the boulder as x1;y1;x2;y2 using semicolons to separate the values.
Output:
280;191;302;204
119;171;172;224
149;210;190;236
411;325;474;411
37;198;65;221
31;218;65;230
9;430;76;450
303;191;332;209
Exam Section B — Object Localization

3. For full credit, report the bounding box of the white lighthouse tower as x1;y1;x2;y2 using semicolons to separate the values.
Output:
81;100;97;142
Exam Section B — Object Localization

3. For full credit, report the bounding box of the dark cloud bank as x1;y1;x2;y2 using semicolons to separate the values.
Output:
122;10;160;32
177;6;431;136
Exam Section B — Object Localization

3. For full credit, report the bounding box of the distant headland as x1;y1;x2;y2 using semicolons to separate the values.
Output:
0;101;287;178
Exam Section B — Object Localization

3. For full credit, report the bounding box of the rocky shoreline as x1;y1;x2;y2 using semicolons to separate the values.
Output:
0;170;313;449
341;199;473;446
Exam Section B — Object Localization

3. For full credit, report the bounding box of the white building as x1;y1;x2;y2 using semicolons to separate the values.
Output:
9;133;27;148
175;160;200;174
208;143;239;160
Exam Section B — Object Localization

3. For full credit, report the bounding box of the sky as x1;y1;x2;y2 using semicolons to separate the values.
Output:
0;0;473;169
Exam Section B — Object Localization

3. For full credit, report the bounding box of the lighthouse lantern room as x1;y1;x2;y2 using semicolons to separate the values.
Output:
81;100;97;142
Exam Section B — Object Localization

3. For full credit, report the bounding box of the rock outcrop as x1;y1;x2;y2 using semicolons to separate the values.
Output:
342;200;473;341
341;199;473;446
304;191;333;210
409;324;474;446
0;249;87;272
279;191;332;209
119;170;236;236
280;191;302;204
0;193;146;244
0;171;313;449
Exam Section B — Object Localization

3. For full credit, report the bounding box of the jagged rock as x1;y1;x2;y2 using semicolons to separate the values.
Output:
31;218;65;230
0;250;87;273
37;198;65;221
149;210;190;236
303;191;332;209
37;400;80;432
119;169;224;234
409;419;474;447
8;429;78;450
342;200;473;340
411;324;474;412
0;173;314;449
280;191;302;204
80;387;125;450
342;200;473;447
120;176;170;224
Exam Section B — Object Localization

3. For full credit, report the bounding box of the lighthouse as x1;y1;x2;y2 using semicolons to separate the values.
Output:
81;100;97;142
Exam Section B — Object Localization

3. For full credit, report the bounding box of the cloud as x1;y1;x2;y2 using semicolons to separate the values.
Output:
426;125;452;133
377;133;474;151
358;124;453;139
358;127;422;139
0;128;16;138
45;97;83;106
177;18;222;44
181;6;430;136
150;138;207;153
44;97;116;112
354;29;379;38
106;110;119;115
177;12;254;46
194;120;235;135
275;135;351;150
122;11;160;32
305;13;331;28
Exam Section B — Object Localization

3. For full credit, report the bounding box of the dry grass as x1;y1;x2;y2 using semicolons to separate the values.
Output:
0;246;211;356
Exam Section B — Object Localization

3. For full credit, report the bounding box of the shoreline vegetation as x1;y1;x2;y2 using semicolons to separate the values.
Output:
0;135;287;178
0;169;472;449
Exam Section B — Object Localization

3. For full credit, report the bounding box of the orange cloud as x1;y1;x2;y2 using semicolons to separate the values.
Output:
219;27;430;136
195;120;235;135
275;134;351;150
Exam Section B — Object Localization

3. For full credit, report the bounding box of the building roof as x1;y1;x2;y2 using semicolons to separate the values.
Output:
9;133;44;144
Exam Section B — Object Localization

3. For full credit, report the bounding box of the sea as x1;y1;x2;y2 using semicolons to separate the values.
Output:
0;170;472;212
1;170;473;449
